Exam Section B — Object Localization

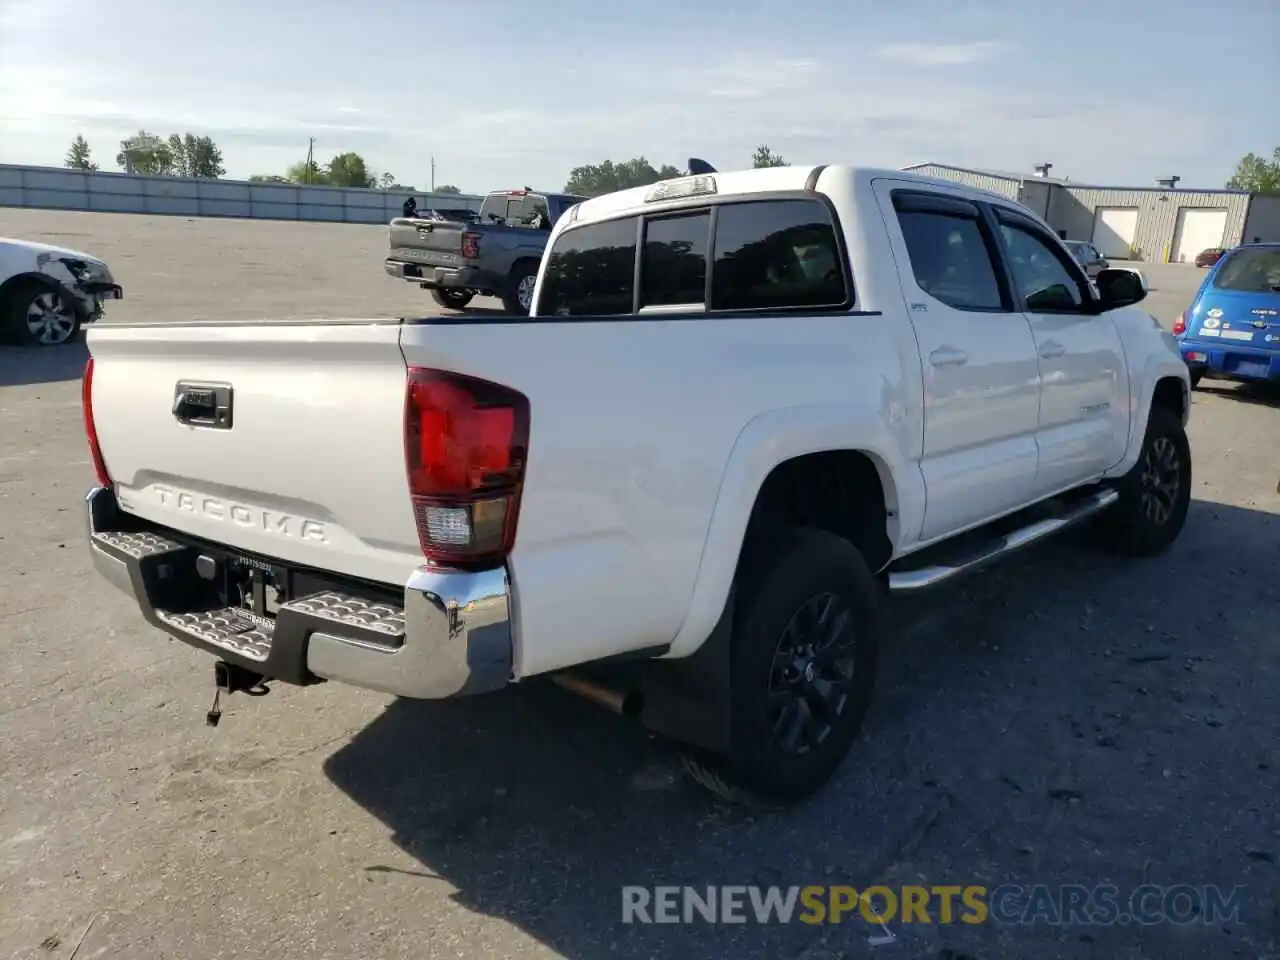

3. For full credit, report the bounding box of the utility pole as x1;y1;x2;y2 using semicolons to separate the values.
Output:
431;155;435;192
305;137;315;184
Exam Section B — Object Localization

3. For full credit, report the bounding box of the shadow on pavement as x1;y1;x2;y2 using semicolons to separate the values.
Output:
325;499;1279;960
0;338;87;387
1196;380;1280;409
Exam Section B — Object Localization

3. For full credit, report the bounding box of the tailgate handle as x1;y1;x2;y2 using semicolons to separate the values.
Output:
173;381;233;430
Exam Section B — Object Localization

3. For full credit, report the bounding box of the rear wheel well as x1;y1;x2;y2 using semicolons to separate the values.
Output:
1152;376;1187;423
742;451;895;576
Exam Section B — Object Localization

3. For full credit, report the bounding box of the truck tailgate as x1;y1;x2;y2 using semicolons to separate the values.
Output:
87;320;421;587
388;217;465;268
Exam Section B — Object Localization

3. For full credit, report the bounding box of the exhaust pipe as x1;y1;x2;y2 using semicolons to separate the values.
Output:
551;672;642;718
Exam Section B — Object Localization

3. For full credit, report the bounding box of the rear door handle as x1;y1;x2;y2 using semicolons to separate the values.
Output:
1039;340;1066;359
929;347;968;367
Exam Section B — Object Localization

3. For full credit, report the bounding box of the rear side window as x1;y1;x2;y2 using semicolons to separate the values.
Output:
896;211;1004;311
1213;247;1280;293
710;200;847;311
641;211;710;308
537;216;638;315
513;195;550;227
479;194;512;223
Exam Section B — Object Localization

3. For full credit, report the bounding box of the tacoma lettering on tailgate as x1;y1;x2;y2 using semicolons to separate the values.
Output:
153;485;328;543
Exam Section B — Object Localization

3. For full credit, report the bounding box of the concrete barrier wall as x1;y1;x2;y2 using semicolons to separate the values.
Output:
0;164;484;224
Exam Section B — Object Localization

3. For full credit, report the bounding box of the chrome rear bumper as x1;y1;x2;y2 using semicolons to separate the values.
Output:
85;485;513;699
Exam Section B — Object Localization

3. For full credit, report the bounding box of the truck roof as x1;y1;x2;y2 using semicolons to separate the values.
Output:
566;165;1013;227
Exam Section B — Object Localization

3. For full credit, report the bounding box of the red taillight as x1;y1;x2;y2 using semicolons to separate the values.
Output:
403;368;529;566
1172;312;1187;336
460;232;481;259
81;357;112;487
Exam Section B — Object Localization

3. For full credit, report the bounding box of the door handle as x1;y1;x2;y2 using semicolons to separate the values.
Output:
1039;340;1066;359
173;380;234;429
929;347;968;367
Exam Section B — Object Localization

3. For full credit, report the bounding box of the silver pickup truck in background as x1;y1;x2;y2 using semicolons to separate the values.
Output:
385;188;585;313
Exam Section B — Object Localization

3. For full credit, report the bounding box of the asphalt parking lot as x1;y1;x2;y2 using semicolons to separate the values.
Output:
1;209;1277;960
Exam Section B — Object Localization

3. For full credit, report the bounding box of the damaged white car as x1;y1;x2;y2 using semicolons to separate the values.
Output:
0;238;123;346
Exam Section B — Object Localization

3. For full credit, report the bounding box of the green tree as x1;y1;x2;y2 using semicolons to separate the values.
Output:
751;144;787;168
434;184;462;194
326;152;375;188
116;130;173;175
65;135;98;171
563;157;683;197
286;159;328;184
166;133;225;178
376;172;417;190
1226;148;1280;195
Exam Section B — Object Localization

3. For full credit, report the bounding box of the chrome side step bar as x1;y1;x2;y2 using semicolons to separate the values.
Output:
887;489;1119;592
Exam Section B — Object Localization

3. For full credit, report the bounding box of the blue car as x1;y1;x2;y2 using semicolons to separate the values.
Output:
1175;242;1280;389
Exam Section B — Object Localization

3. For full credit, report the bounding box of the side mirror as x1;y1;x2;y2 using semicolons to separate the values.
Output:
1095;267;1148;309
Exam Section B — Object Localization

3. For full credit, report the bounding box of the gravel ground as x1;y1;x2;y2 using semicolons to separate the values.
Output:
0;210;1277;960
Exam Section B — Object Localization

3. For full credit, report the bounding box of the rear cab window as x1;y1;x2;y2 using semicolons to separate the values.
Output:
480;191;552;227
1212;247;1280;294
536;195;850;317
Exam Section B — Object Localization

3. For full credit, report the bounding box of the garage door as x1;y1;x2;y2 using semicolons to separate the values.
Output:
1171;207;1229;263
1091;207;1139;259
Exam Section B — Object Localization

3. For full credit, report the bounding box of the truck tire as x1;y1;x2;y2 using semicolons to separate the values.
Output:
430;288;474;311
681;526;882;805
1094;406;1191;557
3;280;82;347
502;262;538;316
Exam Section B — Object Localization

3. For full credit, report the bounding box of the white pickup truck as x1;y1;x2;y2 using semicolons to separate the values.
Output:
83;165;1192;804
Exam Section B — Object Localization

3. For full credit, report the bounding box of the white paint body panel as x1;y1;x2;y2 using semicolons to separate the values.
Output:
1023;307;1131;494
88;321;424;588
87;166;1190;681
869;177;1041;541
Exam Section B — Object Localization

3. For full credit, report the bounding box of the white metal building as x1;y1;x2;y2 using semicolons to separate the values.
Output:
901;163;1280;262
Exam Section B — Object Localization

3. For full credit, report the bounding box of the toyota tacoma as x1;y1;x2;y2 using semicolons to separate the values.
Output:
83;164;1191;803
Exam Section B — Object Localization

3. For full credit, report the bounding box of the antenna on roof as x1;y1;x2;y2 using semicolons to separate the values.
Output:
687;158;717;175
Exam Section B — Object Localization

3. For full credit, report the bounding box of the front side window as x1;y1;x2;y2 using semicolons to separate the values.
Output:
999;223;1085;312
536;216;638;316
896;211;1004;311
640;211;710;307
710;199;848;311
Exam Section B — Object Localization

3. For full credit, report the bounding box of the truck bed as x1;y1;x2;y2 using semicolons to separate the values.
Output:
87;309;909;680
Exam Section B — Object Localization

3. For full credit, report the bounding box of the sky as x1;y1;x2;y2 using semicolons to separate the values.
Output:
0;0;1276;194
